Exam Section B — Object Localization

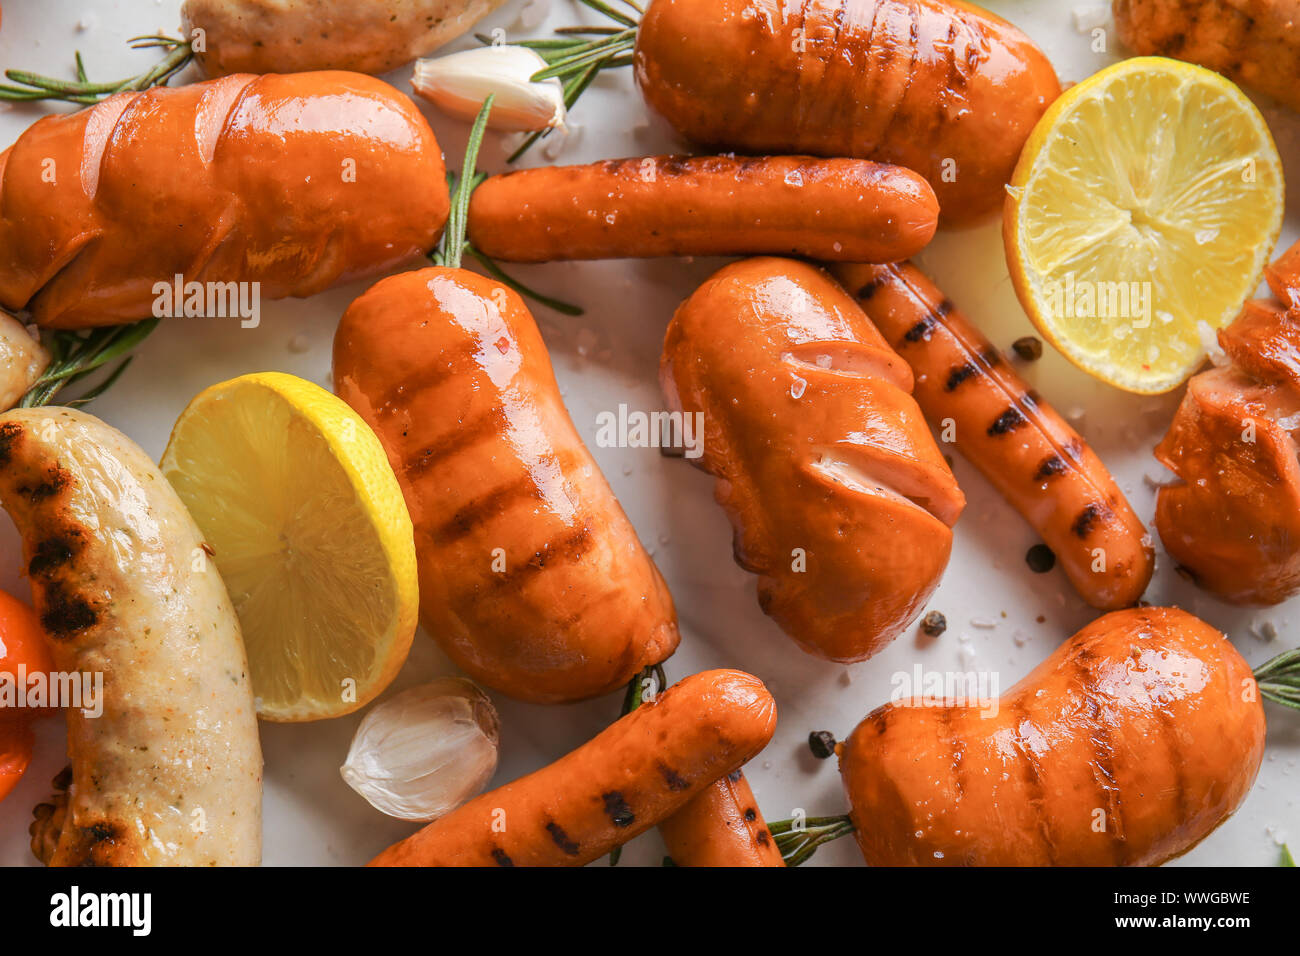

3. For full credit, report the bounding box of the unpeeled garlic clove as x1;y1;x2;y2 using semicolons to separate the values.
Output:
412;46;566;132
341;677;500;822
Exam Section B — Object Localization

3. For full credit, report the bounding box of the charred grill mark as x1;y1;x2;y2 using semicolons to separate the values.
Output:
1073;648;1128;864
602;791;635;828
756;829;772;846
492;527;594;586
727;769;743;784
432;476;546;544
945;362;977;391
903;315;936;343
1010;700;1057;864
0;421;20;466
980;346;1003;369
1034;454;1068;481
28;533;81;577
743;807;757;822
935;298;954;319
855;276;886;301
1072;502;1109;539
491;847;514;867
19;465;71;502
545;822;580;856
658;763;690;792
988;407;1028;436
38;581;97;637
403;405;507;479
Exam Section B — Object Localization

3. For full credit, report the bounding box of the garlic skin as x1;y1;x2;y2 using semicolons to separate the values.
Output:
412;46;567;132
341;678;500;821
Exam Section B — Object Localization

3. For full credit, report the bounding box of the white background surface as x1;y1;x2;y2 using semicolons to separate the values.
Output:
0;0;1296;867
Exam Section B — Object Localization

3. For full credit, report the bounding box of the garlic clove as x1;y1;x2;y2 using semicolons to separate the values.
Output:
412;46;566;133
341;677;500;822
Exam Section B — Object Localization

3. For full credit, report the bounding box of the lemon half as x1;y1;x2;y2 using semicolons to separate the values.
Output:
1005;57;1283;393
161;372;418;722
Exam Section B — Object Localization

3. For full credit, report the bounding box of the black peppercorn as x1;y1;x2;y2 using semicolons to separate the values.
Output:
1026;543;1056;573
808;730;837;759
1012;336;1043;361
920;610;947;637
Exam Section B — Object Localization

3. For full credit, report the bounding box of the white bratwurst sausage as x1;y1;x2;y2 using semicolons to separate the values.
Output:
0;407;262;866
0;313;48;412
182;0;508;76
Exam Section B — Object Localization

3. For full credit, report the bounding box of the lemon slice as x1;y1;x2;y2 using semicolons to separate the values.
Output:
161;372;418;722
1004;56;1284;393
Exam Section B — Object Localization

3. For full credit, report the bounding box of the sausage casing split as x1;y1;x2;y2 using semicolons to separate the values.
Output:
0;408;262;866
466;155;938;263
662;258;964;662
182;0;508;77
840;607;1265;866
835;261;1154;609
368;669;777;866
633;0;1061;224
0;71;449;328
658;768;785;866
0;313;48;412
335;268;679;703
1155;239;1300;604
1114;0;1300;112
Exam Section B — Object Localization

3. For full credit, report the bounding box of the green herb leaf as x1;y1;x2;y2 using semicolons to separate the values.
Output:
0;36;192;105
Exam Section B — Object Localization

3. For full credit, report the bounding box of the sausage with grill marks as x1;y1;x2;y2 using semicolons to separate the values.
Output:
368;669;777;866
466;155;938;263
633;0;1061;224
661;257;964;662
0;313;47;412
834;261;1153;610
839;607;1265;866
334;267;679;704
658;768;785;866
1114;0;1300;111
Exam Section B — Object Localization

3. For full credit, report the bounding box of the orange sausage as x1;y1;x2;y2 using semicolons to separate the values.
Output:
633;0;1060;225
661;257;964;662
1115;0;1300;111
834;261;1154;610
466;155;938;263
334;267;679;703
840;607;1266;866
659;769;786;866
0;72;448;328
1155;239;1300;605
369;669;777;866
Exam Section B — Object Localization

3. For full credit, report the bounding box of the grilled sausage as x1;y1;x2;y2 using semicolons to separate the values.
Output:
466;155;939;263
0;71;448;329
661;257;964;662
840;607;1266;866
633;0;1061;224
368;668;777;866
334;267;679;703
1114;0;1300;111
0;313;47;411
182;0;507;76
1155;238;1300;604
835;261;1154;609
658;768;785;866
0;407;262;866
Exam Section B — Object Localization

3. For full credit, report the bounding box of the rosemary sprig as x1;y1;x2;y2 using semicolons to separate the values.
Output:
0;35;192;106
19;320;160;409
1254;648;1300;710
769;814;856;867
431;96;583;315
1283;845;1296;867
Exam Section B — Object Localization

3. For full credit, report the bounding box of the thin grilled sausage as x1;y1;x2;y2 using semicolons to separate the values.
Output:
633;0;1060;224
0;71;448;328
662;257;964;662
368;669;777;866
334;267;679;704
835;261;1154;610
1155;238;1300;604
658;768;785;866
182;0;508;76
0;313;47;412
1114;0;1300;111
0;407;262;866
466;155;938;263
839;607;1266;866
